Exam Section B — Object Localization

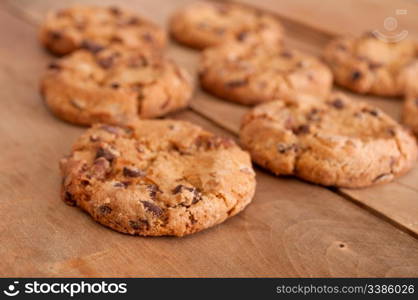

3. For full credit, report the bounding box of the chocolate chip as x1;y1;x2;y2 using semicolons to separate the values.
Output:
369;62;383;69
351;71;362;81
387;128;396;136
114;181;130;188
128;56;148;68
306;108;321;122
110;82;120;89
147;184;161;199
172;184;193;194
48;62;61;70
127;17;140;25
237;31;248;41
80;40;104;54
96;147;115;162
194;135;234;150
280;50;293;58
226;79;248;88
123;167;145;177
277;143;297;154
129;219;149;230
97;56;114;69
415;98;418;106
362;108;379;116
292;125;310;135
49;31;62;40
329;98;344;109
141;201;163;217
99;205;112;215
100;125;120;134
192;189;202;204
91;157;111;179
64;191;75;206
109;6;121;15
81;179;90;186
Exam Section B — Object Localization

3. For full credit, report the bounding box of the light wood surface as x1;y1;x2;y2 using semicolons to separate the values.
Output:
0;0;417;277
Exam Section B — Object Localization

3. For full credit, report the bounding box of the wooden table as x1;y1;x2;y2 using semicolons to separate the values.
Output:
1;0;418;277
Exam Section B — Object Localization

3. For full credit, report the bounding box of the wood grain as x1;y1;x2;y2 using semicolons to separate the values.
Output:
0;0;418;277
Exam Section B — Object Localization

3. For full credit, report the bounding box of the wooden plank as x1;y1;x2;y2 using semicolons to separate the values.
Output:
1;0;418;277
240;0;418;40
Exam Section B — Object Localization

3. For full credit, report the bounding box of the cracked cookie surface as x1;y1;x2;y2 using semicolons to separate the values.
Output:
39;5;166;55
323;32;418;97
40;46;193;125
240;93;417;188
60;120;256;237
169;1;283;49
199;42;332;105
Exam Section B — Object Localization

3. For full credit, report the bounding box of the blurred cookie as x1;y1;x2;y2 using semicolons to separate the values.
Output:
403;95;418;137
40;5;166;55
60;120;256;237
40;46;193;125
240;93;417;188
169;1;283;49
324;32;418;96
199;42;332;105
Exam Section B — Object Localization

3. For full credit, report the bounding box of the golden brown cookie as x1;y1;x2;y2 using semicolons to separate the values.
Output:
169;1;283;49
240;93;417;188
39;5;166;55
60;120;256;237
403;95;418;137
323;32;418;97
40;46;193;125
199;42;332;105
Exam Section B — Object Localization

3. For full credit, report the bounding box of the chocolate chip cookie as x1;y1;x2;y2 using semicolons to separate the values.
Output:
323;32;418;97
60;120;256;237
40;46;193;125
169;1;283;49
40;5;166;55
199;42;333;105
403;95;418;137
240;93;417;188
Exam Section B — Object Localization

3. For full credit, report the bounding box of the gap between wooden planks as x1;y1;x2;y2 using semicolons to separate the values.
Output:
6;0;418;238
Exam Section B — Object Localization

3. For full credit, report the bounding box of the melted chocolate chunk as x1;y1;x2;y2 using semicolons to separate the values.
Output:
292;125;310;135
226;79;248;88
48;62;61;70
97;56;114;69
329;98;344;109
96;148;115;162
80;40;104;54
99;205;112;215
141;201;163;217
129;219;149;230
351;71;362;81
123;167;146;177
237;31;248;41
